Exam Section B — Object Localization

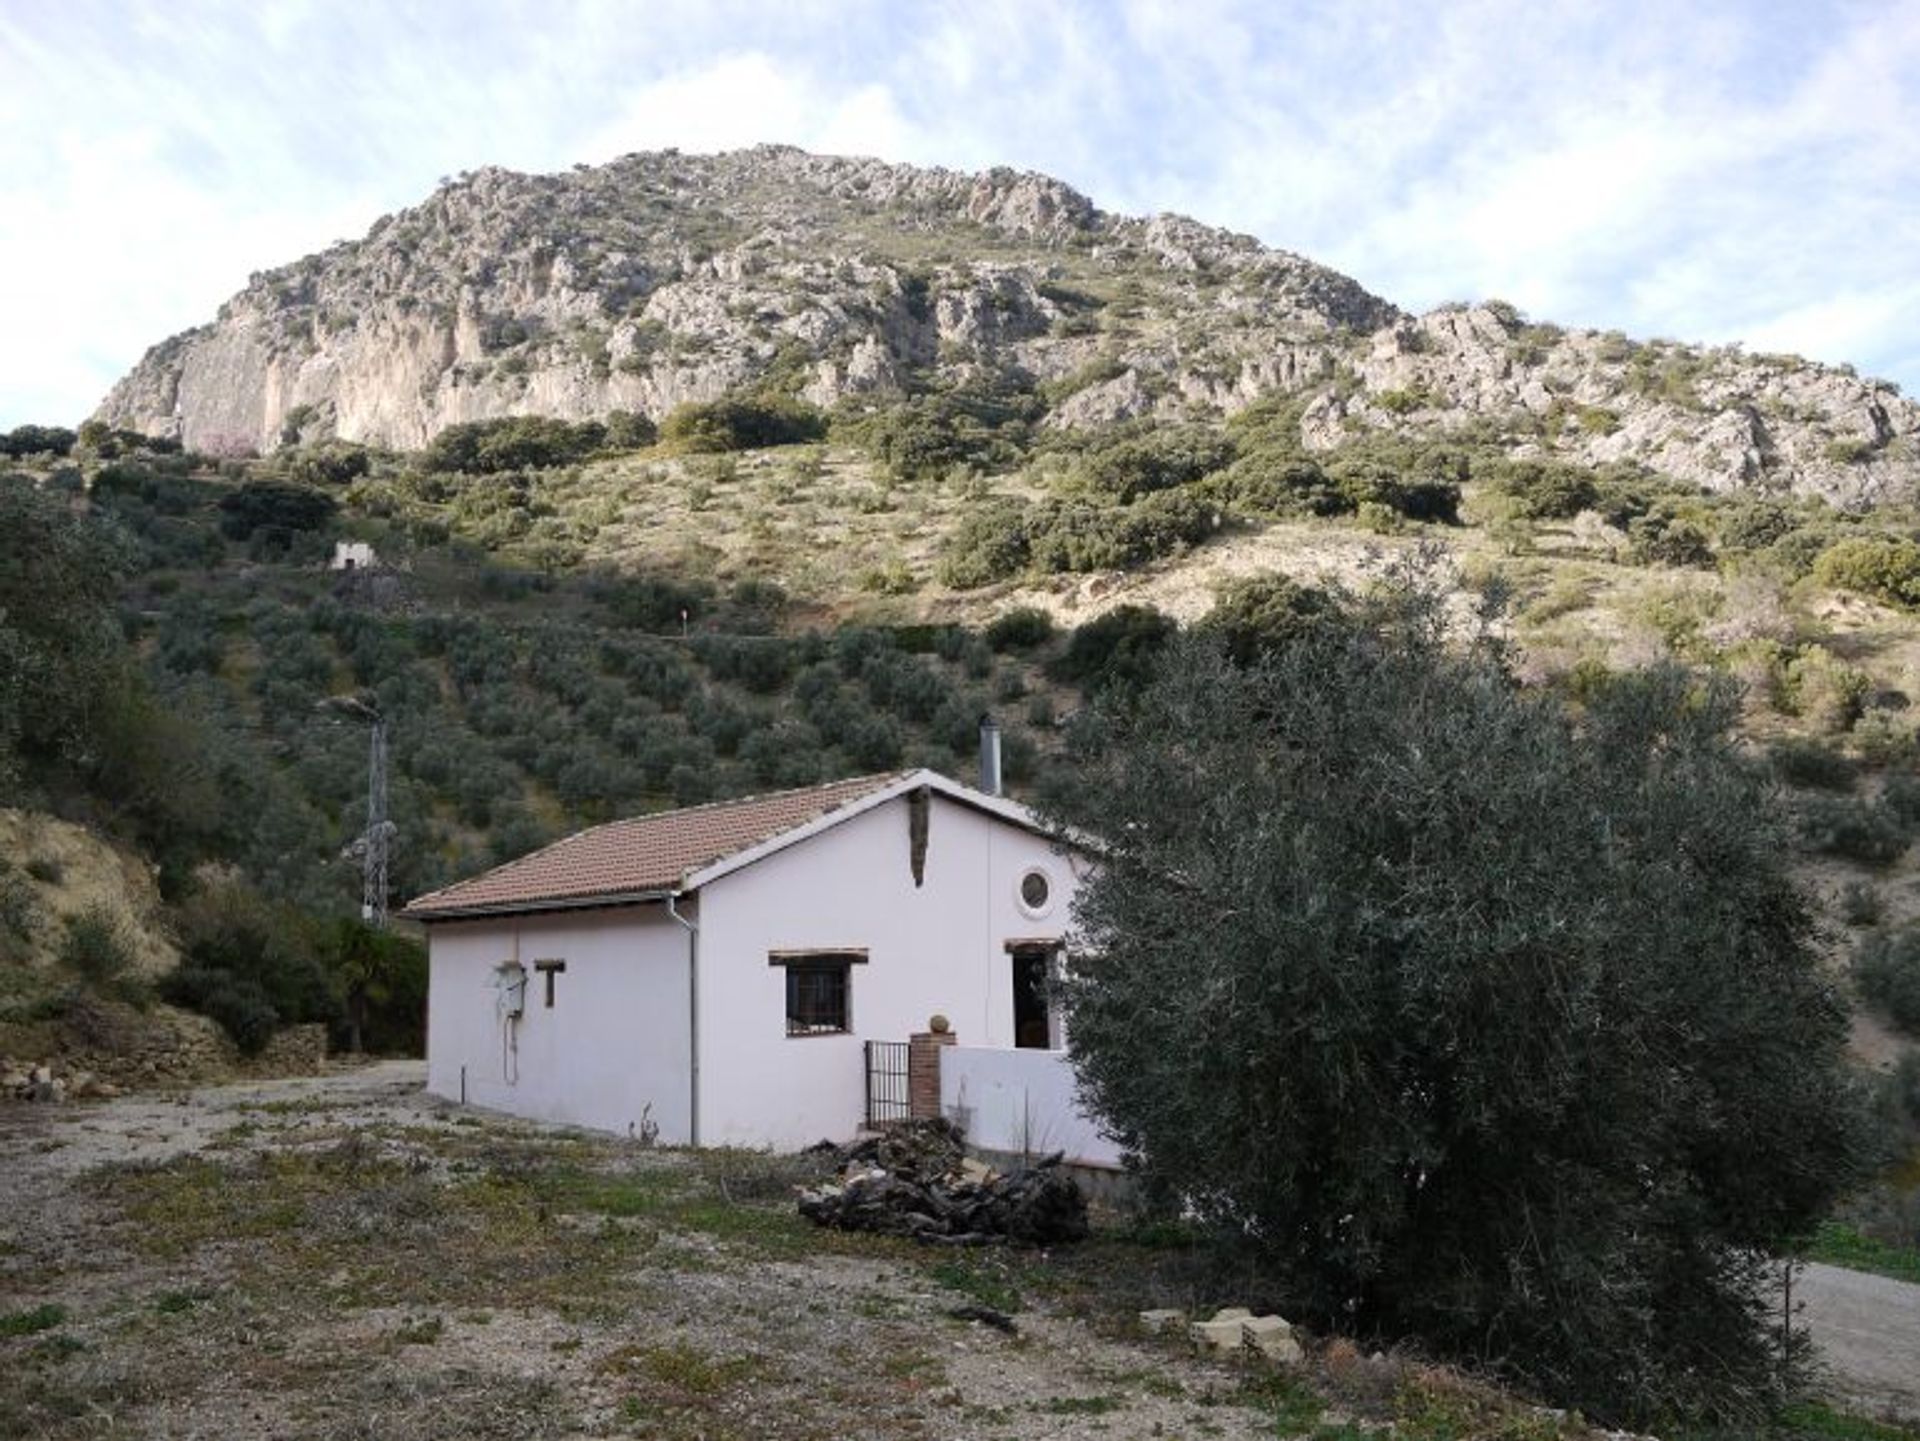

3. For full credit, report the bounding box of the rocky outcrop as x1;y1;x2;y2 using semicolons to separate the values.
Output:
96;146;1920;506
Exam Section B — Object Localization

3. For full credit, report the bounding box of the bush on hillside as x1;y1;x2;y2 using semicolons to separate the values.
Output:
0;424;77;458
1854;925;1920;1035
659;395;825;453
1070;424;1235;502
1813;537;1920;610
985;607;1055;652
420;415;624;473
1201;575;1337;665
1484;459;1599;520
1798;795;1909;866
853;381;1038;480
1047;605;1176;693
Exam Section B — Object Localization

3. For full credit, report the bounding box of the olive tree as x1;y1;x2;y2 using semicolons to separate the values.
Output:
1048;574;1865;1424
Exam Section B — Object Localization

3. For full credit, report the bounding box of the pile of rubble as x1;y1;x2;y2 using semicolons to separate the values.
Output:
2;1059;122;1102
797;1117;1089;1245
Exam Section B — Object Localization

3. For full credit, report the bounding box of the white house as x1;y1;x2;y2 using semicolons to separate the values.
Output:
404;768;1089;1151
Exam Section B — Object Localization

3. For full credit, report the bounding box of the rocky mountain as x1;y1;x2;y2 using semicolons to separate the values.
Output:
98;145;1918;506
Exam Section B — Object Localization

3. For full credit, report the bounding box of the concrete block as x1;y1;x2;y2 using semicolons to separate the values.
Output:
1242;1314;1293;1349
1209;1307;1254;1323
1244;1316;1304;1365
1138;1308;1186;1335
1190;1317;1246;1351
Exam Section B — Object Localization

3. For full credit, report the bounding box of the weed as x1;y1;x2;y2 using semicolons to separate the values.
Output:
1806;1221;1920;1284
0;1303;67;1337
928;1256;1023;1312
393;1314;444;1345
1237;1371;1325;1432
152;1288;212;1314
1039;1393;1124;1415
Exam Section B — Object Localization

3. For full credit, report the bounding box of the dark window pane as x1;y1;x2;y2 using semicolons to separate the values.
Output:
786;960;849;1035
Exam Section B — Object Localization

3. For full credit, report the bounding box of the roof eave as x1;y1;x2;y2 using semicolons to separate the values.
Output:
401;888;675;924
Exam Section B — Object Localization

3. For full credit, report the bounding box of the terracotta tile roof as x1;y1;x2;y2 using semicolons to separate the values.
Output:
403;772;911;919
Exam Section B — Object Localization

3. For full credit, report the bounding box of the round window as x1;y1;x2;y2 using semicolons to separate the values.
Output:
1019;869;1051;912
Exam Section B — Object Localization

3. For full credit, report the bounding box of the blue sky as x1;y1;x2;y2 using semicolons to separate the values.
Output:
2;0;1916;428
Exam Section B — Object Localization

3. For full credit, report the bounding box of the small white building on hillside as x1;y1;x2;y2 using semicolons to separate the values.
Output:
404;769;1088;1151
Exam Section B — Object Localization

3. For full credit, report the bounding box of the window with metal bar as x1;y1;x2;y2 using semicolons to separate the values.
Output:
781;954;856;1036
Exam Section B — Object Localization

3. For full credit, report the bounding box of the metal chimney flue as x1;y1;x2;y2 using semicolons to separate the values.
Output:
978;714;1002;797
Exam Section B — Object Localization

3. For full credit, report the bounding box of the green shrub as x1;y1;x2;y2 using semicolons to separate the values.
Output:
1485;459;1598;521
162;965;279;1054
1799;796;1909;866
659;395;826;453
1211;451;1347;518
1838;881;1884;927
1769;739;1856;791
1785;646;1871;733
216;480;337;542
1814;537;1920;609
161;879;335;1051
1048;605;1176;693
1328;460;1461;524
1202;575;1336;664
58;904;136;986
1716;501;1796;553
853;381;1037;480
985;607;1054;651
1854;926;1920;1034
419;415;613;473
0;866;39;961
1628;514;1714;568
1071;424;1235;502
278;441;372;487
1882;773;1920;826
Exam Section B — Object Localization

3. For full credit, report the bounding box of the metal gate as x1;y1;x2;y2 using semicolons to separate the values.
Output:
864;1040;910;1128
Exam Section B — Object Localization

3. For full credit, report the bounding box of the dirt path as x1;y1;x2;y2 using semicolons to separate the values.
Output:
1800;1261;1920;1422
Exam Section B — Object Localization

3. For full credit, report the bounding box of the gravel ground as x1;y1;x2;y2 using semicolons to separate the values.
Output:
6;1064;1894;1439
1798;1262;1920;1423
0;1063;1307;1440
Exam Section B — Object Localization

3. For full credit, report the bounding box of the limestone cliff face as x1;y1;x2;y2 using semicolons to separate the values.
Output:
98;146;1918;505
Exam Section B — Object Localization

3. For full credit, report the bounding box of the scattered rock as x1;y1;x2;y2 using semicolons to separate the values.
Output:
1137;1308;1187;1335
947;1303;1018;1334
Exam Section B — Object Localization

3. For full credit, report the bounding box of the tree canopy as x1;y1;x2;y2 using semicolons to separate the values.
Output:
1048;569;1867;1425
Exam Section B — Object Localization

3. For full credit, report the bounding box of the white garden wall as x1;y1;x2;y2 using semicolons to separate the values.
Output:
939;1044;1123;1170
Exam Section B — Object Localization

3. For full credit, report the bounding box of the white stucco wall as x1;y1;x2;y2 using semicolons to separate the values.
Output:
425;903;693;1142
940;1044;1123;1170
694;792;1081;1150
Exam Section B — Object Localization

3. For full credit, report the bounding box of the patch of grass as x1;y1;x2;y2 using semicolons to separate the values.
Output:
0;1303;67;1337
393;1314;444;1345
1682;1402;1920;1441
1390;1375;1564;1441
928;1255;1023;1312
604;1339;769;1398
152;1287;213;1314
1806;1220;1920;1284
1769;1403;1920;1440
1039;1393;1124;1415
1237;1371;1326;1432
